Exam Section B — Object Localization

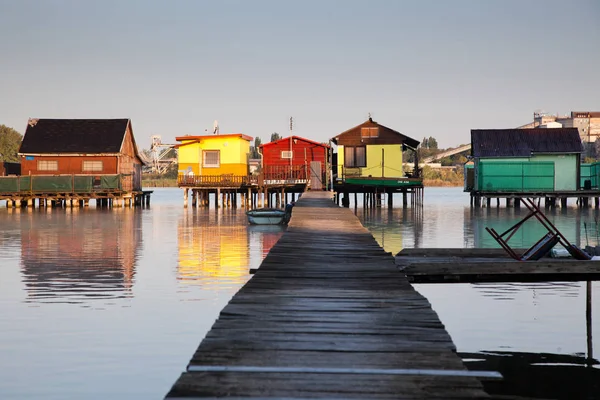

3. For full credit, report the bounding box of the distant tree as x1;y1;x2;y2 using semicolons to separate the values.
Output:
250;137;262;158
270;132;281;142
428;137;438;149
421;137;429;149
0;125;23;162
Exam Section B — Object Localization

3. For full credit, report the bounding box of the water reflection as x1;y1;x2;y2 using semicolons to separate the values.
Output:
357;206;423;255
247;224;286;258
177;210;285;288
20;209;142;304
467;206;600;249
473;282;581;301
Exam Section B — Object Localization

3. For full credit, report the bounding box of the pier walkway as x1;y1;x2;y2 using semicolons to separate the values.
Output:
166;191;496;399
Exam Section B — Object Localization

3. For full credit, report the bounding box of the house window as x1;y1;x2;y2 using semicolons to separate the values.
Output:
281;151;293;159
344;146;366;168
82;161;103;172
203;150;220;167
361;127;379;138
37;160;58;171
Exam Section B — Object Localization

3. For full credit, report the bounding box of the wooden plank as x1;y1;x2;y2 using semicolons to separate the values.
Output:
397;250;600;283
165;192;491;398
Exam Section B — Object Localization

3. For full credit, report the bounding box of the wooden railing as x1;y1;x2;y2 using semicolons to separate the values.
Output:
262;165;308;182
178;174;255;187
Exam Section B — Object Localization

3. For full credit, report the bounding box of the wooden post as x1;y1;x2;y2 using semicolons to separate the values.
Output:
355;192;358;209
403;191;407;207
247;188;252;209
586;281;593;365
216;188;221;208
192;191;197;207
184;188;189;208
388;190;393;208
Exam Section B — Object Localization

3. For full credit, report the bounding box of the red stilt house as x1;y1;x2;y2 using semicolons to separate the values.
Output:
259;136;329;189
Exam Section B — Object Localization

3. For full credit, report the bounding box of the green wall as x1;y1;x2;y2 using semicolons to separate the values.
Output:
531;154;577;191
474;155;578;192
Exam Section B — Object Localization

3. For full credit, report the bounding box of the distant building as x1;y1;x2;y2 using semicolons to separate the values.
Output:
18;118;144;191
523;111;600;143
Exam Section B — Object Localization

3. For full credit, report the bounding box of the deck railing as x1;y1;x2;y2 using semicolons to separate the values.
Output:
178;174;256;187
262;165;309;183
0;174;123;194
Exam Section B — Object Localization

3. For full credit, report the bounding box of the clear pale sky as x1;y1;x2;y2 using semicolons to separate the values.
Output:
1;0;599;150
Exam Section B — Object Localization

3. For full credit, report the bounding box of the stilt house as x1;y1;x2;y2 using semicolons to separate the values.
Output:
259;136;329;189
469;128;583;192
18;118;144;192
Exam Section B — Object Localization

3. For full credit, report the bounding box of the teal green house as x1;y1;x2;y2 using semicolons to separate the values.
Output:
468;128;583;193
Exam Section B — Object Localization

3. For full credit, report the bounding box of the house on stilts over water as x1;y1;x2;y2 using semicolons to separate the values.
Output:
0;118;151;208
465;127;598;207
331;117;423;208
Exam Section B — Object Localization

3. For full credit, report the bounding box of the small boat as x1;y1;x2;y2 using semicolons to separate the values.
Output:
246;208;288;225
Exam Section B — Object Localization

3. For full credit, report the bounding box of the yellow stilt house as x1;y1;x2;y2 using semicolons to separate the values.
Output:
175;133;252;182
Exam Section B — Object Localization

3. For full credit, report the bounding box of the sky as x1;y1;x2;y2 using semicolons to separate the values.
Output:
1;0;599;150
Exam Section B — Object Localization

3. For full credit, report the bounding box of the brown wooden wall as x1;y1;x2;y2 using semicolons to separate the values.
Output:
20;155;118;175
118;123;143;191
335;121;410;147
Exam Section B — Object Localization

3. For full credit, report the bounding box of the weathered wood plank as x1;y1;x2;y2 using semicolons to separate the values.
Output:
397;249;600;283
165;192;491;398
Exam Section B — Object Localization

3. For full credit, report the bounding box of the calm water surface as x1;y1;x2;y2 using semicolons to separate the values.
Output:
0;187;598;399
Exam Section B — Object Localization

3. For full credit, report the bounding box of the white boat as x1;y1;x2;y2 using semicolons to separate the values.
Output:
246;208;288;225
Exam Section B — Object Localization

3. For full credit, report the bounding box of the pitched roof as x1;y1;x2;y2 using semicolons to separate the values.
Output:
175;133;253;142
19;118;131;154
471;128;582;158
259;136;330;149
332;118;420;149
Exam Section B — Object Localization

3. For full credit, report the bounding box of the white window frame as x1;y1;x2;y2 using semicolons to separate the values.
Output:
281;150;293;159
203;150;220;168
82;160;103;172
37;160;58;171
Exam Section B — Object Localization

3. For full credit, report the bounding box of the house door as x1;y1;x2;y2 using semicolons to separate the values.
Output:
309;161;323;190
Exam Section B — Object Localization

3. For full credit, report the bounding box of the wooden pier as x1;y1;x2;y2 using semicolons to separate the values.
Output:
397;248;600;284
166;191;497;399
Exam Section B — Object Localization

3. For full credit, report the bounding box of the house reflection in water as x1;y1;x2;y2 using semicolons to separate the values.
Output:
177;212;251;286
21;209;142;304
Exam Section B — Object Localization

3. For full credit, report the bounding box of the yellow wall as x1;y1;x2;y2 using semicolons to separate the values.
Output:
177;136;250;176
336;144;404;178
337;145;345;171
366;144;403;178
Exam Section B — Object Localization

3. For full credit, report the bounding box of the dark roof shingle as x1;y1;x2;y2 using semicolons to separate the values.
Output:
19;119;130;154
471;128;582;158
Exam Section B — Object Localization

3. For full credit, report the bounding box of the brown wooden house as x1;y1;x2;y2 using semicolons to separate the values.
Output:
18;118;144;191
332;118;420;180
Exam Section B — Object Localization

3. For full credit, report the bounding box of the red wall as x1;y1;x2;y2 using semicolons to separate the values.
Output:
20;155;118;175
261;138;328;169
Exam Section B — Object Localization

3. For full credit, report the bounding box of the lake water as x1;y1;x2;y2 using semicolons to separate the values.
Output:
0;187;598;399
